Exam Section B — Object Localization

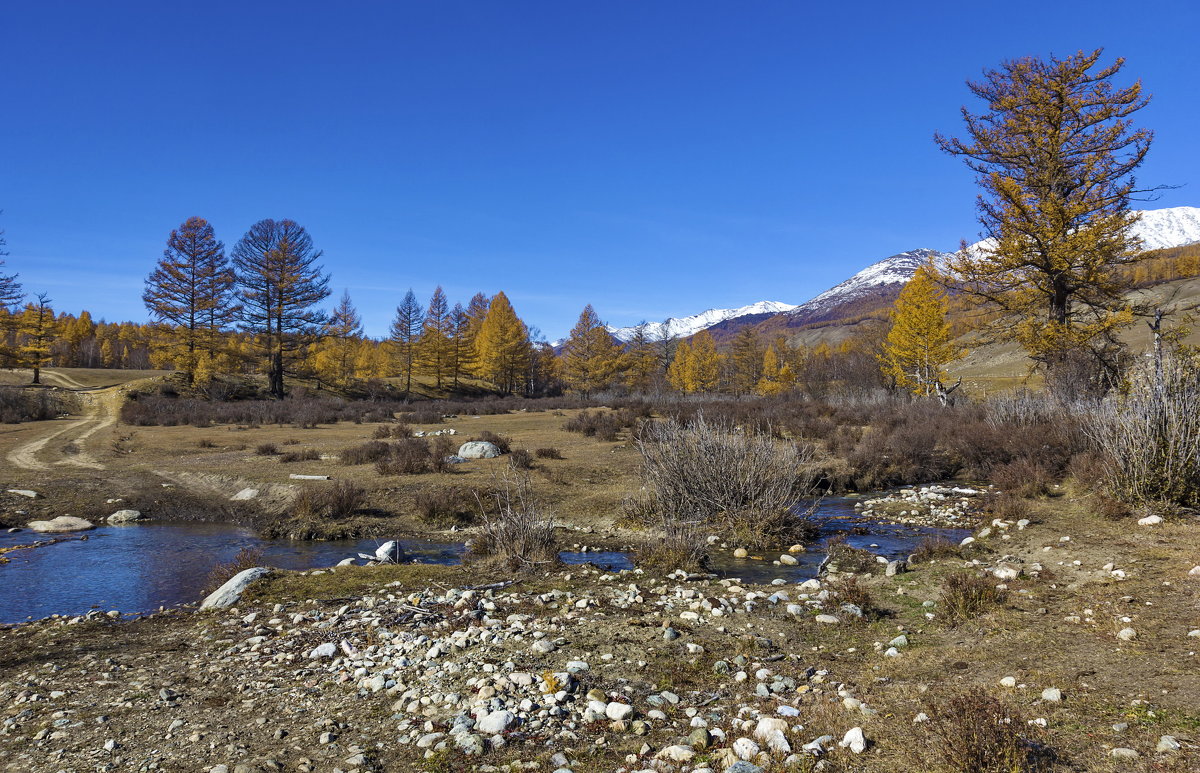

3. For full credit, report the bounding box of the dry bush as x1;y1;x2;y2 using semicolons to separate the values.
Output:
121;394;410;427
372;422;412;439
563;407;647;441
509;449;535;470
341;440;391;466
636;415;814;546
991;458;1053;498
0;387;56;423
941;572;1006;626
291;481;367;520
912;536;968;563
635;519;709;572
414;488;474;527
1088;353;1200;508
469;474;558;571
429;436;459;473
202;546;265;595
400;406;444;424
923;688;1048;772
279;448;320;463
197;438;217;448
470;430;512;454
824;536;879;574
985;492;1031;521
825;575;882;620
535;447;564;459
375;438;433;475
255;442;279;456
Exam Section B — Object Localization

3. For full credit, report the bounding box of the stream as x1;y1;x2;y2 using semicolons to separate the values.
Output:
0;498;968;624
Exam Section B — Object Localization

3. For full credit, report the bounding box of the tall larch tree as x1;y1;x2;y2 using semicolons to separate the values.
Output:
232;219;330;398
418;287;453;389
18;293;55;384
667;341;692;393
880;264;964;398
463;292;490;377
474;292;531;394
688;331;722;393
389;289;424;395
0;213;24;363
144;217;237;383
936;49;1157;384
561;304;622;395
729;327;764;395
756;344;796;396
448;302;474;389
623;322;659;393
314;290;364;387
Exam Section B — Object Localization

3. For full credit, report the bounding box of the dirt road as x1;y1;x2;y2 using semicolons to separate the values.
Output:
6;385;123;472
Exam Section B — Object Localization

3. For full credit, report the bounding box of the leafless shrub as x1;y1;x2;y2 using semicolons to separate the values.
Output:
991;459;1053;498
509;449;535;470
400;406;444;424
372;422;413;439
291;481;367;520
414;488;474;527
429;436;459;473
825;575;882;620
470;430;512;454
202;547;265;595
197;438;217;448
535;447;564;459
912;536;969;563
469;473;558;571
0;387;55;423
824;536;878;574
279;448;320;463
1088;353;1200;508
941;572;1006;626
375;438;433;475
635;415;814;546
255;442;279;456
923;688;1048;773
635;518;709;572
341;440;392;466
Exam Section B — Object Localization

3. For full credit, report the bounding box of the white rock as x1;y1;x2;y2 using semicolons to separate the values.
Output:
1116;627;1137;641
754;717;789;742
6;489;39;499
1157;735;1181;752
839;726;867;754
1187;565;1200;577
605;702;633;721
476;710;515;734
200;567;271;610
457;441;501;459
231;488;259;501
309;643;337;659
814;614;839;624
1110;747;1139;759
656;745;695;762
27;516;94;533
289;474;331;480
106;509;142;524
779;554;798;566
1137;514;1163;526
374;541;403;564
1000;676;1017;688
1041;687;1062;702
732;737;760;760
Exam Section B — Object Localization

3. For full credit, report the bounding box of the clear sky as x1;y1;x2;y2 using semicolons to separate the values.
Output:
3;1;1199;340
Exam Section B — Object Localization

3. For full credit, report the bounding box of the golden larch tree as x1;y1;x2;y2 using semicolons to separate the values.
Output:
561;304;622;395
474;292;531;394
18;293;56;384
880;264;964;398
418;287;453;389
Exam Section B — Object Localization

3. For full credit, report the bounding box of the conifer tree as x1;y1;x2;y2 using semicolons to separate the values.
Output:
144;217;238;383
314;290;363;387
448;302;474;390
232;219;330;398
474;292;531;394
464;292;490;376
561;304;622;395
18;293;55;384
688;331;722;393
418;286;453;389
936;49;1158;381
729;327;764;395
389;289;424;395
623;322;659;393
880;264;964;398
667;341;692;393
0;214;22;311
756;345;796;396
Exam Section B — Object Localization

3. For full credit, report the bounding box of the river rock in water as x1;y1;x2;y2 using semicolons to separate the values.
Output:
27;516;95;533
107;510;143;524
200;567;272;610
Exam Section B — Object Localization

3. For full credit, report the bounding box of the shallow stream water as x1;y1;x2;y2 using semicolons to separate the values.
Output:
0;498;968;624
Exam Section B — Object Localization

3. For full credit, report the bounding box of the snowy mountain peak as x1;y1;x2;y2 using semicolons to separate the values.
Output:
1130;206;1200;250
787;247;948;317
605;300;798;343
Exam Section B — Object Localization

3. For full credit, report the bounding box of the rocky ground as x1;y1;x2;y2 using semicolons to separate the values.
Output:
2;494;1199;773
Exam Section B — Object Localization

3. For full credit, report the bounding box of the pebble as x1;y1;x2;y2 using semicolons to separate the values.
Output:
1041;687;1062;702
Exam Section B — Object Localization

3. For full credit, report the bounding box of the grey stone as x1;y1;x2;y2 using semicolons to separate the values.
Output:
457;441;501;459
27;516;94;533
476;710;515;734
200;567;271;610
106;509;142;524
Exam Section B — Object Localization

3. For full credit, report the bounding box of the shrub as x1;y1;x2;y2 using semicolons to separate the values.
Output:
375;438;433;475
636;415;814;546
509;449;534;470
825;575;882;621
202;547;265;595
400;406;444;425
535;447;564;459
1089;353;1200;508
429;436;459;473
414;488;474;527
341;440;392;466
469;474;558;571
197;438;217;449
940;572;1005;626
634;519;709;572
0;388;56;423
563;407;647;441
372;422;412;439
255;443;279;456
991;458;1053;498
824;536;879;574
279;448;320;463
291;481;367;520
911;536;968;563
923;688;1047;773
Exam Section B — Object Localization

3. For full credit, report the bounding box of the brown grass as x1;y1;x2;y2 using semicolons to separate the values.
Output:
940;572;1006;626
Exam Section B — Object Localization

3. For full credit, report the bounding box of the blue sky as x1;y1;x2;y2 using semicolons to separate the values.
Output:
3;1;1199;340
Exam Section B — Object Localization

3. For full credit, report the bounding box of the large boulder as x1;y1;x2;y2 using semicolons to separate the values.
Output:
200;567;271;610
374;540;403;564
107;509;143;524
27;516;94;533
457;441;501;459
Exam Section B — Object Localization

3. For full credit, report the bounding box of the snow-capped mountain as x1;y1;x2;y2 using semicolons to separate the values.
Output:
784;248;949;320
605;301;798;343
